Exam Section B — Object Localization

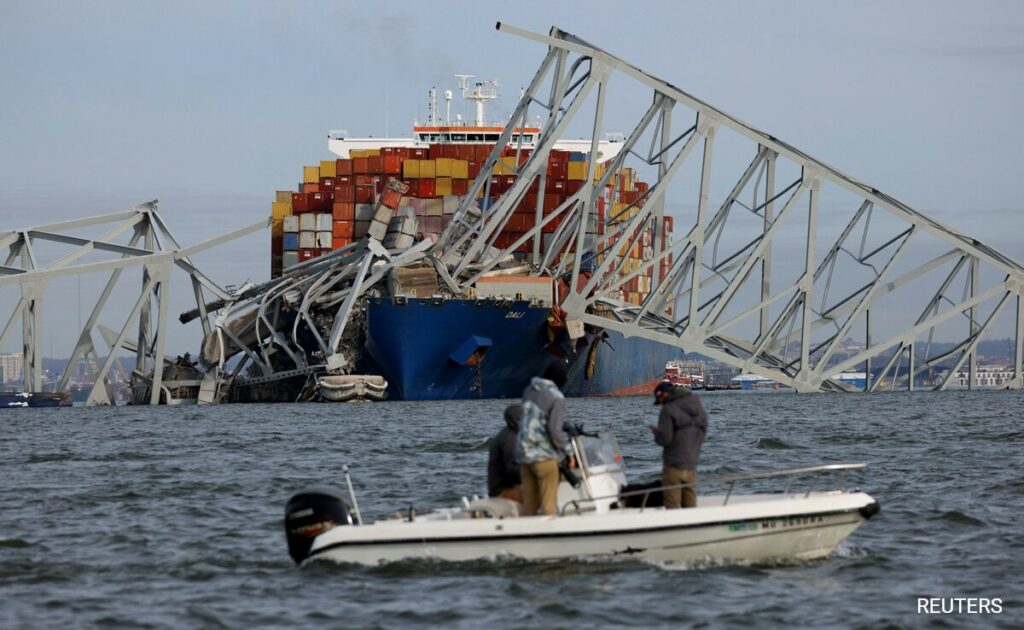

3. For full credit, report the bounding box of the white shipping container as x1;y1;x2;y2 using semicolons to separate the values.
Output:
426;198;444;217
299;231;316;249
283;215;300;233
316;213;333;232
316;231;333;248
443;194;460;214
299;213;317;232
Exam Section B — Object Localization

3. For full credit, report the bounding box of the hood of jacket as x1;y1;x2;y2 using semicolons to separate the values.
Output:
503;403;522;431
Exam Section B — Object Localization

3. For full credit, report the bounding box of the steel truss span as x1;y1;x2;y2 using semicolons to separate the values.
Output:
431;23;1024;392
0;202;265;405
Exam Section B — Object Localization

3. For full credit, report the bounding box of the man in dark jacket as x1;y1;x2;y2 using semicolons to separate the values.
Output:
650;381;708;508
488;403;523;502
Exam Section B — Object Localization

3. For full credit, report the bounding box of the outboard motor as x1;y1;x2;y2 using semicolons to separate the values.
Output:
284;486;355;565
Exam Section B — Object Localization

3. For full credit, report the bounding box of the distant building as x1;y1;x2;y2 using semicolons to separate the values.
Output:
0;352;24;385
955;365;1017;388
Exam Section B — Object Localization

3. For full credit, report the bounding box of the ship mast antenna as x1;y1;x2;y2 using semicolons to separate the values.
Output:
455;74;498;127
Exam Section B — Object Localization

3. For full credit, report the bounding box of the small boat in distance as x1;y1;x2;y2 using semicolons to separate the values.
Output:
284;429;879;567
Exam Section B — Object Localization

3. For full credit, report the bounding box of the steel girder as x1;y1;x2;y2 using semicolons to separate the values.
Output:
433;24;1024;392
0;202;265;404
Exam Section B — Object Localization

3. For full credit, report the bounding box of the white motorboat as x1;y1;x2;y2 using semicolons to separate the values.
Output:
284;431;879;567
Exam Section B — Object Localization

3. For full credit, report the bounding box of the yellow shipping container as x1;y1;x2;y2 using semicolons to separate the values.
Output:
275;190;292;203
403;159;421;179
492;155;517;175
435;158;453;177
271;218;284;237
452;159;469;179
303;166;320;183
271;201;292;220
349;149;365;158
419;159;436;179
320;160;337;178
568;161;588;181
435;177;453;196
365;148;381;157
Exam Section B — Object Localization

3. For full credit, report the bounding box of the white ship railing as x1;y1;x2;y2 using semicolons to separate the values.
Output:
561;462;868;514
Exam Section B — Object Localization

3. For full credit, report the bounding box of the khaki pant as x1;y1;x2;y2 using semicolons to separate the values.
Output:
497;485;523;504
662;466;697;509
521;459;560;516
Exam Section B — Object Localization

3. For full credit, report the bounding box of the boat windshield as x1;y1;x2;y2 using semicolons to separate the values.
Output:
577;431;625;473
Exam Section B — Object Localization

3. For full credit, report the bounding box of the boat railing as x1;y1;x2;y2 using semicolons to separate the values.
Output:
561;462;867;515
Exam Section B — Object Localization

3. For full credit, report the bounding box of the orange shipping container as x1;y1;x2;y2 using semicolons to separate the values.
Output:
333;220;355;237
382;155;402;175
332;237;353;250
336;159;353;176
332;202;355;221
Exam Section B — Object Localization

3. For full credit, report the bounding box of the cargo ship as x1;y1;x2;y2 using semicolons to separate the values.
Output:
265;77;681;400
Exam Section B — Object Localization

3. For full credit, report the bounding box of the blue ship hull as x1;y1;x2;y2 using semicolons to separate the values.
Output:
363;298;680;401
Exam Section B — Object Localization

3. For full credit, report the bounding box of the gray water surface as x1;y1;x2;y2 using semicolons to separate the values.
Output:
1;391;1022;628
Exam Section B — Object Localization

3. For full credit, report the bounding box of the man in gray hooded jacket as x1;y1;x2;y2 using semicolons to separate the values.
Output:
515;362;573;516
650;381;708;508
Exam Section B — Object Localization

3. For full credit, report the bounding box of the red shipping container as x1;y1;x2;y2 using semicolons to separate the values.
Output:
319;248;332;256
565;179;583;195
451;178;468;196
292;192;311;213
270;235;283;255
547;159;567;180
375;178;387;195
410;147;428;159
335;159;353;176
354;175;375;186
543;193;563;213
414;178;436;197
474;144;494;162
298;248;316;261
354;186;375;203
353;157;370;174
332;237;352;250
501;175;516;190
302;182;320;193
332;202;355;221
380;187;402;210
335;175;352;184
621;190;642;205
334;184;355;202
546;179;567;194
467;160;482;178
333;220;354;237
311;192;329;211
542;213;562;233
367;156;383;174
453;144;472;161
320;177;335;189
382;155;402;175
381;147;399;156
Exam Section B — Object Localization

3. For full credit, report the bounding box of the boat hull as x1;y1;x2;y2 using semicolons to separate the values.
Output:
363;297;679;401
306;492;877;567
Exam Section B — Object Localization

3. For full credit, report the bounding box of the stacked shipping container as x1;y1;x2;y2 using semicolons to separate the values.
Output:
269;145;675;308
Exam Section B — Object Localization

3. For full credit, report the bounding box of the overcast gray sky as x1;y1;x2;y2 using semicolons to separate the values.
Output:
2;0;1023;356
